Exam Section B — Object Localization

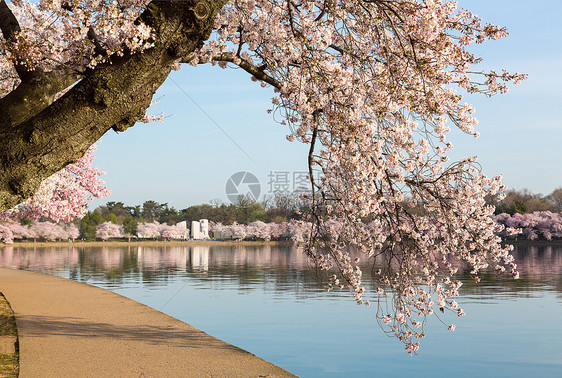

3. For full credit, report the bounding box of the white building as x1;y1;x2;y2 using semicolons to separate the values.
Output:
176;221;190;239
190;219;210;240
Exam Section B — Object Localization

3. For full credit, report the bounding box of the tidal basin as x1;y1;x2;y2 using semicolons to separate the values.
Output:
1;242;561;377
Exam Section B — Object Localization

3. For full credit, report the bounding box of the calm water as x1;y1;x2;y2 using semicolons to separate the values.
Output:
1;242;561;377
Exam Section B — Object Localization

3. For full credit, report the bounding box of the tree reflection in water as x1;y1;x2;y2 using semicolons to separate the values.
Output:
1;242;562;376
1;242;561;297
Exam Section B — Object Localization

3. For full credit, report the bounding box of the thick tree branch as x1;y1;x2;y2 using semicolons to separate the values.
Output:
0;0;228;212
87;27;108;58
0;1;20;40
0;71;77;128
0;0;31;82
0;0;77;128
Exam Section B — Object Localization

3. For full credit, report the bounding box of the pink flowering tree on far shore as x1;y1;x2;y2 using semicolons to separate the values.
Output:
161;224;188;240
96;221;123;241
209;220;312;242
1;145;110;222
0;223;14;244
209;222;233;240
2;221;30;240
0;0;525;352
137;222;162;239
247;221;271;240
65;224;80;241
495;212;562;241
30;221;69;241
0;220;77;242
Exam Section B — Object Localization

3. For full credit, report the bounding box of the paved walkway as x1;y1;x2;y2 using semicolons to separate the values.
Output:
0;267;296;377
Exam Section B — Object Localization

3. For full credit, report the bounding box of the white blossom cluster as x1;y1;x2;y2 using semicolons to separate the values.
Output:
191;0;522;352
1;0;152;84
0;0;525;352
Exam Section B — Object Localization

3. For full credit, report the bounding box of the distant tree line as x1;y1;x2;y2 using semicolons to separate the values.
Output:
488;188;562;215
5;189;562;243
78;193;307;240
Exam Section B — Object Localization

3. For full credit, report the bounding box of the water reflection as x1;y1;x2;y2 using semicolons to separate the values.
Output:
1;242;561;297
1;242;561;377
190;245;208;270
0;244;317;294
452;243;562;303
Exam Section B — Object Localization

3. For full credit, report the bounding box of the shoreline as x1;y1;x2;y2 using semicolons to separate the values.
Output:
0;268;296;376
4;238;562;247
1;239;291;248
4;238;562;250
503;238;562;246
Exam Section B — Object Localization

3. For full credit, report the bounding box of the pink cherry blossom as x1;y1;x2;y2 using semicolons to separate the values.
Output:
1;145;110;222
0;0;526;352
161;224;188;240
137;221;162;239
96;221;123;240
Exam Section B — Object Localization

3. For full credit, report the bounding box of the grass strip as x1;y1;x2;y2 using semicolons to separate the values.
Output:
0;293;18;378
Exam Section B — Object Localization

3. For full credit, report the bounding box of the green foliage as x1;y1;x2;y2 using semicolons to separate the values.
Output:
490;188;560;215
19;218;32;226
82;192;308;228
242;203;267;223
512;201;529;214
526;198;551;212
270;215;288;224
103;213;118;224
122;217;138;235
105;201;131;217
90;209;103;224
545;188;562;212
79;210;102;240
141;200;161;220
79;221;96;240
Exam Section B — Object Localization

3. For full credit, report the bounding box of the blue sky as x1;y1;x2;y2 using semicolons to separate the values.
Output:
89;0;562;210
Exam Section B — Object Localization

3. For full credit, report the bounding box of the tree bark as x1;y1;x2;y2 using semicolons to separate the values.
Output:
0;0;228;212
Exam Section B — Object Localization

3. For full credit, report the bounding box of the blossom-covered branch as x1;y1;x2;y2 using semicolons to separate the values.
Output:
0;0;524;353
190;0;522;352
0;0;228;211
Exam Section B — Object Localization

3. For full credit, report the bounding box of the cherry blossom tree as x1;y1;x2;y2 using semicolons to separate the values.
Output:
209;221;233;239
2;220;27;240
96;221;123;240
284;220;311;243
0;223;14;244
229;222;248;241
161;224;188;239
30;221;68;241
0;0;223;211
137;221;162;239
65;223;80;241
0;0;524;352
209;220;311;242
247;221;271;240
495;212;562;241
268;222;286;240
0;219;80;242
1;145;110;221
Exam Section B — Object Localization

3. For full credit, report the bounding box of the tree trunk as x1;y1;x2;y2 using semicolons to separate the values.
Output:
0;0;228;212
